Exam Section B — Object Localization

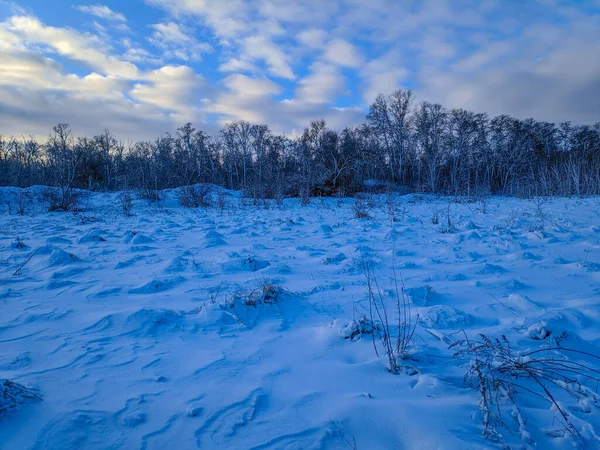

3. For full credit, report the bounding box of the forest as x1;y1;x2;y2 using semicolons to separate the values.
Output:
1;90;599;207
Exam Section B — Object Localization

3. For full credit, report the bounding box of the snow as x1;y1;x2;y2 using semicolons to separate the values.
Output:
1;188;600;449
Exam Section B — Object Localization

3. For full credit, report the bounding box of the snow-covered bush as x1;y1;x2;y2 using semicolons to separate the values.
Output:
451;334;600;440
338;315;382;341
0;379;41;415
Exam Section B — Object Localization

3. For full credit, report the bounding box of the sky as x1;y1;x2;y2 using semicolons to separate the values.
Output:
0;0;599;140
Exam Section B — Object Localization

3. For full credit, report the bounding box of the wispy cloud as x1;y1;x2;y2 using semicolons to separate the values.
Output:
149;21;212;61
74;4;126;22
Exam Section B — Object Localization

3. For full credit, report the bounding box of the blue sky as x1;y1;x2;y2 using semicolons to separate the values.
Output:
1;0;599;139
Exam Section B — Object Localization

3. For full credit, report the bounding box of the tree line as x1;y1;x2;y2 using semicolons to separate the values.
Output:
1;90;599;203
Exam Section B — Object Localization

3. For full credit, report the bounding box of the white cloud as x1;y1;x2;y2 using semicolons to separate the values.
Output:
0;50;64;88
209;72;362;131
258;0;341;24
223;74;283;97
219;57;259;73
208;74;281;124
0;14;208;139
131;65;205;118
323;38;362;68
452;41;511;72
360;49;408;104
144;0;250;38
242;35;295;80
121;38;162;65
4;15;139;78
418;27;456;61
296;29;327;49
0;51;157;139
149;21;212;61
294;62;346;104
74;4;126;22
416;14;600;124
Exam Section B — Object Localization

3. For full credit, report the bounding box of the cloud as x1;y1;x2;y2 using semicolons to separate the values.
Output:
241;35;295;80
121;37;162;65
74;4;126;22
452;41;511;73
294;62;346;104
0;57;204;139
323;38;362;68
208;74;282;124
0;83;179;140
209;76;363;132
219;57;259;73
148;21;212;61
0;49;161;139
360;49;408;104
131;65;205;120
144;0;250;39
1;0;600;142
0;14;207;139
415;12;600;124
222;74;283;97
4;15;138;78
296;29;327;48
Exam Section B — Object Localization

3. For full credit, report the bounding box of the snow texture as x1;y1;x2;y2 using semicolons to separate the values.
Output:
1;187;600;448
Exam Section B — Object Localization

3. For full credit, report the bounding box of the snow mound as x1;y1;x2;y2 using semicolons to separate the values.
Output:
128;276;185;294
421;305;474;329
477;263;507;275
319;224;333;233
123;232;154;245
405;285;436;306
221;255;271;272
163;253;204;274
78;230;106;244
48;248;80;266
333;316;382;341
324;253;346;265
122;308;184;337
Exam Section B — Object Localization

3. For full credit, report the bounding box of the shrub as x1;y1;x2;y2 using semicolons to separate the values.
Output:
1;379;41;415
300;186;311;206
16;191;29;215
46;187;80;212
216;188;226;210
179;185;211;208
121;192;134;216
14;236;27;249
139;188;160;203
362;257;418;374
353;195;371;219
451;334;600;439
238;279;280;307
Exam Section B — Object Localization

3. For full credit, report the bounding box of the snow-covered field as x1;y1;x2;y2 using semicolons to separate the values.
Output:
1;188;600;449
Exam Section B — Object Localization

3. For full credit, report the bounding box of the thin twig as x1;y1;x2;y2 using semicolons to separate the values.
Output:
13;249;38;276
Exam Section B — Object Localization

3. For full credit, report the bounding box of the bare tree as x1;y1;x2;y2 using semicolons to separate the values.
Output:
45;124;83;211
